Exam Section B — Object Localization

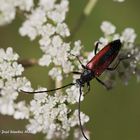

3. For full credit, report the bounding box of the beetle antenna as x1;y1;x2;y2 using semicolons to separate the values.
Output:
20;83;75;94
78;86;88;140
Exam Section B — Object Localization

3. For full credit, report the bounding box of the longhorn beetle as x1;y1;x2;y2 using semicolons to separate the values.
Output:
21;39;129;140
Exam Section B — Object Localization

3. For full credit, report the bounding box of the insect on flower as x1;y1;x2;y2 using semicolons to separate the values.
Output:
20;39;129;140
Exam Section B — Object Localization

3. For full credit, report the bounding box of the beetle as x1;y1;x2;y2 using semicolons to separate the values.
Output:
20;39;127;140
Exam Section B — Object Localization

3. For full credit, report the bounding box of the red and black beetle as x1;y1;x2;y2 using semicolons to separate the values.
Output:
76;39;122;89
21;39;127;140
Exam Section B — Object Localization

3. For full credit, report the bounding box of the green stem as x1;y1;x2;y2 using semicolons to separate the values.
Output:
55;79;62;91
84;0;98;16
70;0;98;40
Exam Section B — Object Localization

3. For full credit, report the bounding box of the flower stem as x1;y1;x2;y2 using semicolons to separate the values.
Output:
18;58;38;68
55;79;62;92
16;9;27;21
70;0;98;40
84;0;98;16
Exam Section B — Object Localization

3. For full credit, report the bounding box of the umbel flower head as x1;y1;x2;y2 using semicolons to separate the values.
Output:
27;89;89;139
0;0;140;140
0;0;34;26
0;47;32;118
98;21;140;87
0;0;90;139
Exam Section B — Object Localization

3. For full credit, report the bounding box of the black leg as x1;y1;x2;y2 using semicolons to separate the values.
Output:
69;53;86;69
95;41;102;55
95;77;111;90
75;56;86;69
106;61;120;71
107;56;131;71
84;82;90;95
78;86;89;140
71;71;82;75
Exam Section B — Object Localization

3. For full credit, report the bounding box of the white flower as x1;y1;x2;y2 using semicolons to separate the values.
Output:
30;100;42;116
19;8;47;40
66;86;84;104
0;0;139;139
39;36;51;49
0;47;32;118
39;0;56;11
0;61;24;80
74;128;90;140
15;77;32;92
0;0;33;26
0;0;16;26
121;28;136;43
0;79;4;88
0;99;15;115
15;0;34;11
100;21;116;35
47;0;69;23
54;92;67;103
26;84;89;140
0;47;19;61
57;104;68;121
62;61;74;73
34;88;48;103
69;110;89;127
49;67;62;81
56;23;70;37
39;35;75;75
0;48;24;79
39;54;52;66
39;24;56;37
14;101;29;119
19;23;38;40
26;118;43;134
71;40;83;56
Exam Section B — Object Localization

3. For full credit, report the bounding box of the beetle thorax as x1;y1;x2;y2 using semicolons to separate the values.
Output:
76;69;94;86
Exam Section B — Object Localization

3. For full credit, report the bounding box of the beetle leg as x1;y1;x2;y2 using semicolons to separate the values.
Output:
95;77;111;90
95;41;102;55
106;61;120;71
76;57;86;69
107;56;131;71
69;53;86;69
84;82;90;95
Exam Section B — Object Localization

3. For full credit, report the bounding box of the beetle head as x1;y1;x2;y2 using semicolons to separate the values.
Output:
76;69;94;86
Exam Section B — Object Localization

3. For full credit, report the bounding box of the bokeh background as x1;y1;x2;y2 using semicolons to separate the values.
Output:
0;0;140;140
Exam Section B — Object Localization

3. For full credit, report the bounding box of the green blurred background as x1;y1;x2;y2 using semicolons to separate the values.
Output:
0;0;140;140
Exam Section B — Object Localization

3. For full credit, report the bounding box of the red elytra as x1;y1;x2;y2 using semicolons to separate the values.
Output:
86;39;122;76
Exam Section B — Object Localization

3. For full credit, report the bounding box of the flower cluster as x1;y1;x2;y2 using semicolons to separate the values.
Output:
0;47;32;119
1;1;89;139
0;47;89;140
92;21;140;87
19;0;83;80
0;0;139;140
0;0;33;26
27;87;89;139
74;128;90;140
